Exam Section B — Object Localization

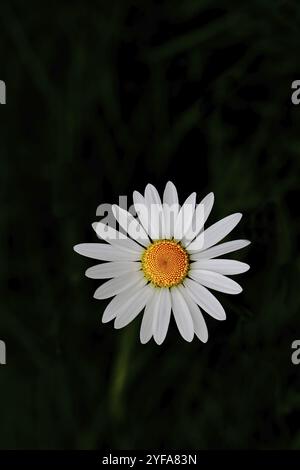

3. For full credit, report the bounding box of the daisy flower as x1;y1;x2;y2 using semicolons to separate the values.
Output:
74;182;250;345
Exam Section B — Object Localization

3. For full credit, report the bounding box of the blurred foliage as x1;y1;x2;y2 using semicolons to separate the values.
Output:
1;0;300;450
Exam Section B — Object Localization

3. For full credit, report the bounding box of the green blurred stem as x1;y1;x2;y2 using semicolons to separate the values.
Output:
109;326;136;422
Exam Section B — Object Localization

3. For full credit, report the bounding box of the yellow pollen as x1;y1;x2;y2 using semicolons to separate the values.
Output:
141;240;190;288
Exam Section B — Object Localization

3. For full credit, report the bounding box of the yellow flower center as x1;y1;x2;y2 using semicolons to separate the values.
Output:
141;240;190;288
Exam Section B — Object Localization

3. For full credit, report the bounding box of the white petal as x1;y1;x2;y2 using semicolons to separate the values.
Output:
92;221;143;254
154;288;172;345
188;213;242;252
184;278;226;320
179;285;208;343
163;181;179;206
189;213;242;252
191;259;250;275
94;271;143;299
92;220;126;239
144;184;164;240
86;261;141;279
133;191;151;236
189;270;242;295
163;204;175;239
190;239;250;260
74;243;141;261
163;181;179;238
140;288;158;344
102;277;147;323
170;287;194;342
112;205;150;247
114;285;153;329
200;192;214;222
174;192;196;240
183;192;214;245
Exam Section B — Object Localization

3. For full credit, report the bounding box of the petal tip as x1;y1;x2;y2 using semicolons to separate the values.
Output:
166;181;176;190
154;336;164;346
85;268;91;277
185;335;194;343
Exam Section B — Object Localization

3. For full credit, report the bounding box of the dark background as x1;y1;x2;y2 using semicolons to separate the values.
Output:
1;0;300;450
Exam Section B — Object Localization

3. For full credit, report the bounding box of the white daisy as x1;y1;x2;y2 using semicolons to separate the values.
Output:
74;182;250;345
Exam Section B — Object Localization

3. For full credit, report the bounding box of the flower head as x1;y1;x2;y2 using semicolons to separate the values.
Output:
74;182;250;344
142;240;189;288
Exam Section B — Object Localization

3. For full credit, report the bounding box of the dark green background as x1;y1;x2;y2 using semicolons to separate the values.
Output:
1;0;300;450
